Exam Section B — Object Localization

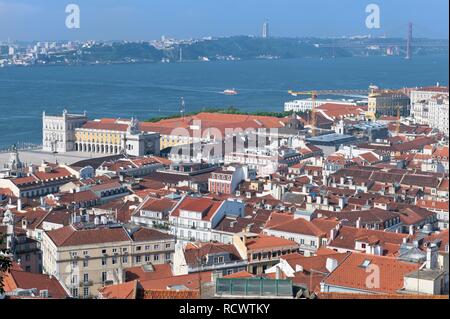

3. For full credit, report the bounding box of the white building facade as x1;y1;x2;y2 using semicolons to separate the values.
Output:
42;110;88;153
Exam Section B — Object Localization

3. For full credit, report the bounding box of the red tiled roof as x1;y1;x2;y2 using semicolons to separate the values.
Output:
328;226;408;255
170;197;223;221
45;225;130;247
139;271;213;291
184;243;242;266
323;253;420;294
129;227;174;242
3;269;69;299
144;289;200;299
417;200;448;212
223;270;255;279
125;264;173;282
98;280;138;299
266;217;327;237
245;235;298;251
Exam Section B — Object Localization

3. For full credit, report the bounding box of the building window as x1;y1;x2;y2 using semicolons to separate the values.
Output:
112;257;117;265
154;244;159;250
83;287;89;298
165;253;171;260
165;243;171;248
154;255;159;261
145;245;150;251
145;255;151;262
101;258;107;266
71;288;79;298
135;255;141;263
122;256;128;263
136;246;142;251
83;259;89;268
101;272;107;283
83;250;88;256
83;274;89;283
101;249;107;254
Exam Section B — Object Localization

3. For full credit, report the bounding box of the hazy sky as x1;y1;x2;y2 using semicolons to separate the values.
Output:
0;0;448;41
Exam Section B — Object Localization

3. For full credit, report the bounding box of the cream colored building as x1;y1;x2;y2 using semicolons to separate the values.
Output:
42;110;88;153
41;224;174;298
367;90;410;120
74;118;160;156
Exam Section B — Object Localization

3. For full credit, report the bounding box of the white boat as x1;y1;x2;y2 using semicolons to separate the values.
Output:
223;89;238;95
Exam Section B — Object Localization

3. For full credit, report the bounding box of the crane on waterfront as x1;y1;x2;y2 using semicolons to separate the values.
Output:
287;88;370;136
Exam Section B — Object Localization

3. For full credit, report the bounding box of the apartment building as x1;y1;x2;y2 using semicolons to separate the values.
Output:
168;196;245;242
42;110;88;153
41;223;175;298
172;242;247;276
208;165;249;195
410;85;449;124
263;217;339;256
233;232;299;275
284;99;357;113
0;162;75;198
367;90;410;119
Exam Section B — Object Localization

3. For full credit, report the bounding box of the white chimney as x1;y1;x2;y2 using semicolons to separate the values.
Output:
17;198;22;211
409;225;415;236
330;228;337;241
316;196;322;205
326;258;338;273
338;197;345;209
322;175;328;186
356;217;362;229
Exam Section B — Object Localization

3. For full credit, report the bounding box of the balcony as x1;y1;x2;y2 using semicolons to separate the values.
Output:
189;260;248;273
79;280;94;287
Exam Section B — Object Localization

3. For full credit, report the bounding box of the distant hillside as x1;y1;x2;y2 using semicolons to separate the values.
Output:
171;36;351;60
44;36;448;65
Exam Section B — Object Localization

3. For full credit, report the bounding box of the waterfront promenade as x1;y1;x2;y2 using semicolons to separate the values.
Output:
0;149;105;167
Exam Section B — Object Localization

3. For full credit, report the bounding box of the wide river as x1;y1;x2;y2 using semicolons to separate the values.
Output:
0;55;448;148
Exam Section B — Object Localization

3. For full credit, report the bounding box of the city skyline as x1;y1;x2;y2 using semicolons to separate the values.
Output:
0;0;449;41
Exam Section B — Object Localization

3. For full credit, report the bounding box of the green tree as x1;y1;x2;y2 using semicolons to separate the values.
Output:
0;234;12;294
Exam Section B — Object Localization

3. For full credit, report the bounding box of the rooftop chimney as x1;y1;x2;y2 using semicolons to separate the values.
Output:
356;217;362;229
316;196;322;205
409;225;415;236
338;197;345;210
426;243;439;270
17;198;22;212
